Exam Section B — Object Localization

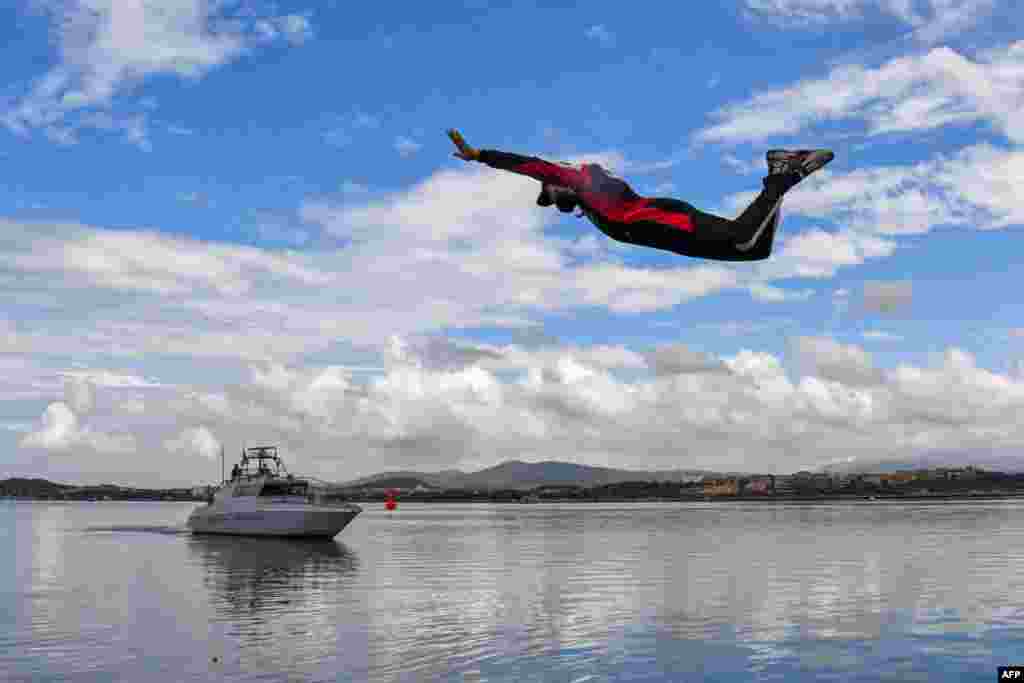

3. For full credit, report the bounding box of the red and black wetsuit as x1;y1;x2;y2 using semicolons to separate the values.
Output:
477;150;785;261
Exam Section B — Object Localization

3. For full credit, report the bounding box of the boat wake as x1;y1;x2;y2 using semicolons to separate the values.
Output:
84;525;190;536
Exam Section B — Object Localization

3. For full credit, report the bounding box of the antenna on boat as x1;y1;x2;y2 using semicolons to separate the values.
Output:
220;444;225;485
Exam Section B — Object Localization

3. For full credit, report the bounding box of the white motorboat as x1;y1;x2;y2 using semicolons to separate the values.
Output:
187;446;362;538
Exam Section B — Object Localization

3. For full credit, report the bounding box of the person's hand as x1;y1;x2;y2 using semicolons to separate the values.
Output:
447;129;479;161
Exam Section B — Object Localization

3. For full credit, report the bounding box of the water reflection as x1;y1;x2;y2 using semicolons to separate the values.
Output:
186;535;369;680
7;501;1024;682
187;535;359;620
349;501;1024;680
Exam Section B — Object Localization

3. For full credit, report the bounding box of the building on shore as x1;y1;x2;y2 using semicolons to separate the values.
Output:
703;479;739;496
881;472;916;486
743;477;772;495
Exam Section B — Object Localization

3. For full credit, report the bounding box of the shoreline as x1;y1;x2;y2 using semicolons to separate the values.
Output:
6;491;1024;504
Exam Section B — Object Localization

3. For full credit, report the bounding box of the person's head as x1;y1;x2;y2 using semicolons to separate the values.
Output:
537;183;580;214
555;193;577;213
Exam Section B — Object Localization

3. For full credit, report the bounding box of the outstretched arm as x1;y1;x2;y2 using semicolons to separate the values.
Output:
447;129;589;191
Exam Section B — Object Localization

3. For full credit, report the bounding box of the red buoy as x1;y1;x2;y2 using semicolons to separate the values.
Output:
384;489;397;511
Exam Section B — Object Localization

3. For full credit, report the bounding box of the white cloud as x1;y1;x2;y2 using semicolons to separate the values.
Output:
755;227;897;279
569;263;738;313
644;344;731;376
0;148;940;484
482;344;647;375
747;283;814;303
22;403;78;450
4;1;314;145
737;145;1024;235
65;375;94;414
696;42;1024;144
584;24;615;47
933;143;1024;229
889;348;1024;427
743;0;997;43
394;136;423;157
795;336;884;385
12;333;1024;483
744;0;870;24
8;220;331;297
60;369;163;388
301;162;745;315
0;154;907;387
20;401;135;454
165;426;221;459
315;165;547;242
767;166;966;235
118;398;147;414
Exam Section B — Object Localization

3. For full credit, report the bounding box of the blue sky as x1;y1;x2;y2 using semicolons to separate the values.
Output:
2;0;1023;485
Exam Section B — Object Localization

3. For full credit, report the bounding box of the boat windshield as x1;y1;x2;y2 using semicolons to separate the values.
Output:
259;481;308;497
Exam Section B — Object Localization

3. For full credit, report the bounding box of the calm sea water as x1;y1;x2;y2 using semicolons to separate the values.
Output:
4;500;1024;682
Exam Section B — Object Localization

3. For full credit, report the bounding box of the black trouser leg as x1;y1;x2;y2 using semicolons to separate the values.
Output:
731;187;785;244
689;187;784;247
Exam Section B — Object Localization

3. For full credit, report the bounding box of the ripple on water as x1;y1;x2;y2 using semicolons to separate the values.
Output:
7;500;1024;682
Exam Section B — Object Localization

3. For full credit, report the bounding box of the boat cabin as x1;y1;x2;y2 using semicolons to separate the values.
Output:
230;446;290;480
223;446;304;497
209;444;346;504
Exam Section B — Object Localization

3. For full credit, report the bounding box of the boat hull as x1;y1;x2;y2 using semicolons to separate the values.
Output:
187;502;362;538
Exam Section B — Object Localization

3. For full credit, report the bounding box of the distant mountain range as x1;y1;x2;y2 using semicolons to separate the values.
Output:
339;460;739;491
341;452;1024;491
8;452;1017;497
822;451;1024;475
